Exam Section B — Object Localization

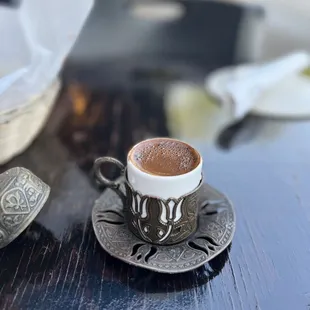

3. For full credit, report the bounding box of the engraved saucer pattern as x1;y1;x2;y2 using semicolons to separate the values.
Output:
92;180;235;273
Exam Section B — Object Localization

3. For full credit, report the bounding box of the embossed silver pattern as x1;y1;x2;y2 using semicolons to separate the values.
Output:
0;167;50;248
92;179;236;274
94;156;204;245
125;181;202;245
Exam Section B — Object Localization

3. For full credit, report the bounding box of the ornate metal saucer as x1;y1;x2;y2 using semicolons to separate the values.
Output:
92;179;235;274
0;167;50;249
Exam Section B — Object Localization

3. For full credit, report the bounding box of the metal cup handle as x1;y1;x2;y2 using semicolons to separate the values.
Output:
94;157;127;202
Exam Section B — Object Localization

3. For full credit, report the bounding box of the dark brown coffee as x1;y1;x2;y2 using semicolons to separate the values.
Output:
129;138;200;176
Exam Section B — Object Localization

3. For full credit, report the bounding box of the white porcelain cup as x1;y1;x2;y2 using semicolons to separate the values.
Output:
94;138;203;245
127;138;203;199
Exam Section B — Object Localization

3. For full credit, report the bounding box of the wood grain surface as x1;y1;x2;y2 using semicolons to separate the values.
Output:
1;85;310;310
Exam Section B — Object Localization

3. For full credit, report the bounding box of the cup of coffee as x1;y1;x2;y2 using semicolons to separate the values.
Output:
94;138;203;245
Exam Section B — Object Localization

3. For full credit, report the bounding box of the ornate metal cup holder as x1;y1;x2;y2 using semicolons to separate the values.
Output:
92;179;236;274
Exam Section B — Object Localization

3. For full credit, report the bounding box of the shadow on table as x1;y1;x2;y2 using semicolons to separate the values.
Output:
93;239;231;294
0;217;231;307
127;244;231;293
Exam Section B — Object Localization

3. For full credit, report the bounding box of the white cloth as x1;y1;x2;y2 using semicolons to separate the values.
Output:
205;51;310;120
0;0;94;113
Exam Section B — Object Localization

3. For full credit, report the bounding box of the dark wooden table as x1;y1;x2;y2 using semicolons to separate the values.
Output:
1;79;310;310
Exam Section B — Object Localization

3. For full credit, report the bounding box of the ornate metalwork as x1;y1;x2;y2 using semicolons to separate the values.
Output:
93;156;204;245
0;167;50;248
125;181;202;245
92;179;236;274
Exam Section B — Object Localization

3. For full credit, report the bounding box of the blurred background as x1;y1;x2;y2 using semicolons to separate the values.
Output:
62;0;310;154
69;0;310;64
1;0;310;166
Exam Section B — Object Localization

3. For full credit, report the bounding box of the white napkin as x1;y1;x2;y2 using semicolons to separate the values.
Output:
206;51;310;120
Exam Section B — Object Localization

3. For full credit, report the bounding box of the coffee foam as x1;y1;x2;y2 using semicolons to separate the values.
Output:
129;138;200;176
